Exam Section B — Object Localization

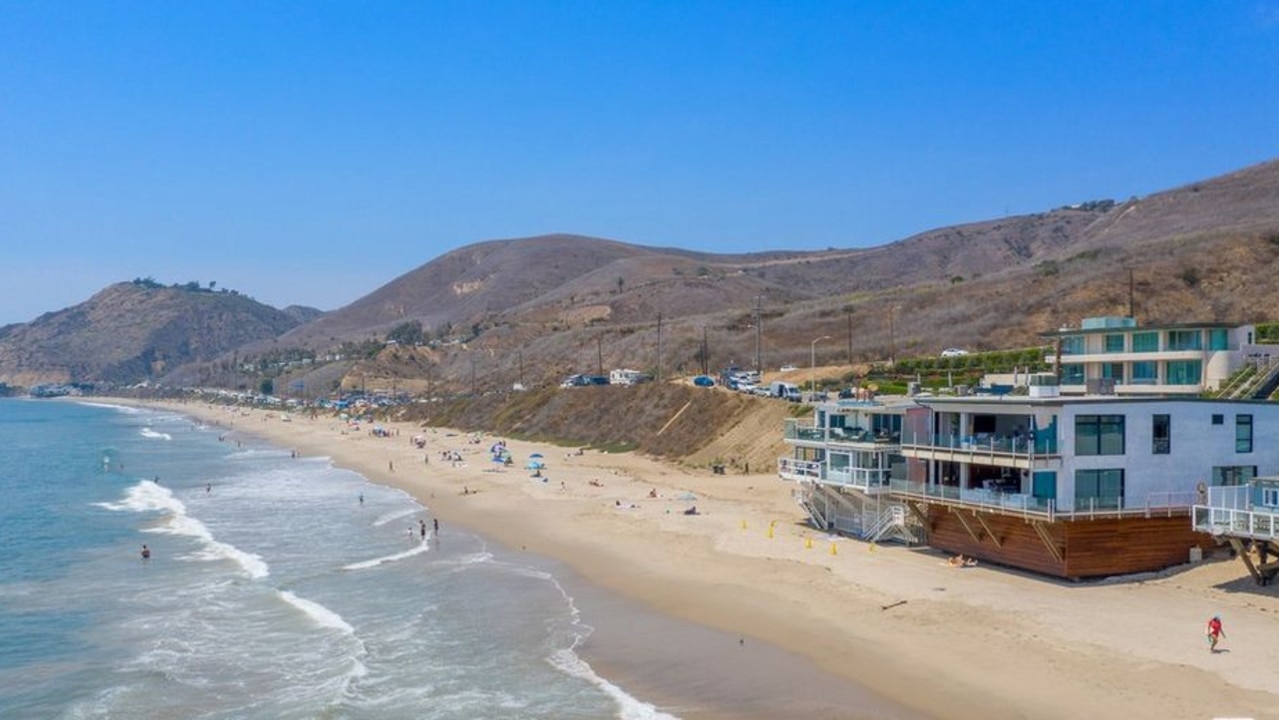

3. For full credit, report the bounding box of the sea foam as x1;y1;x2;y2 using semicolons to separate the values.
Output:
97;481;269;579
341;540;430;571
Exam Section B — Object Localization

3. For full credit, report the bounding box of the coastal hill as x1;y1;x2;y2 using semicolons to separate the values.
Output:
0;280;315;387
6;157;1279;393
254;158;1279;396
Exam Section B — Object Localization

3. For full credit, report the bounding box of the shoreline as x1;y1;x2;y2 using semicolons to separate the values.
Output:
127;399;1279;719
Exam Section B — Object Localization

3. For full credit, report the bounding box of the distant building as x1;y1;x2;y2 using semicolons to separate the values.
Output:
1040;316;1277;396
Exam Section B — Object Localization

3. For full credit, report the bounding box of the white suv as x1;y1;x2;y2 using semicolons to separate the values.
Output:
940;348;969;358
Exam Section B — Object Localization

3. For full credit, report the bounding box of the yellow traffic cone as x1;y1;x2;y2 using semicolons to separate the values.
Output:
830;542;838;555
805;536;813;550
767;526;774;539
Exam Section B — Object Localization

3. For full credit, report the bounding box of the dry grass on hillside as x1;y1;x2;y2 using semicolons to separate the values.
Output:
396;382;793;470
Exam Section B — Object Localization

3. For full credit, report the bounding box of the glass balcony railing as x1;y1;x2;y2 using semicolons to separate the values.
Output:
899;433;1058;456
890;480;1194;518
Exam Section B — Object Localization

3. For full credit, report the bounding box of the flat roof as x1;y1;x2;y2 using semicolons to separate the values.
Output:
1040;321;1241;338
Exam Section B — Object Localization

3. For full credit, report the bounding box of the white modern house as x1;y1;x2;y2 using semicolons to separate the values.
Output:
780;370;1279;578
1040;316;1276;396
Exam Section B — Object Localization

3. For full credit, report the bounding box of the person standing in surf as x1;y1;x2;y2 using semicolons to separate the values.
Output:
140;544;151;561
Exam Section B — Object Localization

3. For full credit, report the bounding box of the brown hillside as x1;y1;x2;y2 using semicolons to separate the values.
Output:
396;383;791;472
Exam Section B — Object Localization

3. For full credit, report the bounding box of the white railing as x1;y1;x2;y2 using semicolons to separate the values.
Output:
1193;505;1278;540
890;481;1197;521
777;457;822;481
1192;484;1279;540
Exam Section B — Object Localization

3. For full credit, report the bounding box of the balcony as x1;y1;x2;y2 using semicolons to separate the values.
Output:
784;420;899;447
898;432;1059;470
890;480;1195;520
1192;485;1279;541
777;457;893;494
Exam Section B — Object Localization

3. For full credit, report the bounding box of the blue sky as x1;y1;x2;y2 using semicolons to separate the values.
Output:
2;1;1277;324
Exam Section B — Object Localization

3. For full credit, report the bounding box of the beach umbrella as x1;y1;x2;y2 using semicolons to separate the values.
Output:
529;452;544;459
678;491;698;501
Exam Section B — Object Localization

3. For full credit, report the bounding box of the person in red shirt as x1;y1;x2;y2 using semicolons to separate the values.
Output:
1206;615;1225;653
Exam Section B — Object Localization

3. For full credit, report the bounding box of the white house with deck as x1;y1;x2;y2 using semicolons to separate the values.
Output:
780;372;1279;578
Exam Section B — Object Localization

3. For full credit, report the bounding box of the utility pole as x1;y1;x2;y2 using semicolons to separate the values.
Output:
656;312;663;381
846;307;854;364
702;326;709;375
596;336;603;376
470;357;477;396
518;350;524;388
1128;267;1135;319
887;306;896;364
754;295;763;373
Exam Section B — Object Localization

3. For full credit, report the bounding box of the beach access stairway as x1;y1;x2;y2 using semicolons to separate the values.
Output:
797;482;919;544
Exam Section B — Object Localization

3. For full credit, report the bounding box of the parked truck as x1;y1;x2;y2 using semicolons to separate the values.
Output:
768;381;801;402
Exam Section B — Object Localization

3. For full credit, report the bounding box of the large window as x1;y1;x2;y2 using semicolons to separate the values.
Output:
1060;336;1085;355
1075;469;1124;509
1167;330;1202;351
1061;364;1085;385
1131;361;1158;385
1103;334;1125;353
1132;332;1159;352
1152;414;1170;454
1212;466;1256;486
1102;363;1124;382
1075;414;1125;456
1236;414;1253;453
1165;360;1202;386
1208;328;1229;351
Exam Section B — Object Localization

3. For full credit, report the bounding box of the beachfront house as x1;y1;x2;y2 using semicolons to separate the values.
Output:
1040;316;1275;396
1193;477;1279;585
778;397;919;543
780;371;1279;579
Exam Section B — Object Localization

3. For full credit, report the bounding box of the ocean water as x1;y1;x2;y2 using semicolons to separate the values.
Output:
0;399;676;720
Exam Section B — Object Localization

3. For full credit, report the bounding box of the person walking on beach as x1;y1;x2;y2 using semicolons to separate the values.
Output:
433;517;439;535
1206;615;1226;653
419;519;426;541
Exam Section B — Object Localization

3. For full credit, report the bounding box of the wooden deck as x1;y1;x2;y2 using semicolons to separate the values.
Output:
917;503;1213;579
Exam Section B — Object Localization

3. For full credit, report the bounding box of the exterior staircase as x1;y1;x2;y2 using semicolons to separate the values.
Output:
866;505;920;544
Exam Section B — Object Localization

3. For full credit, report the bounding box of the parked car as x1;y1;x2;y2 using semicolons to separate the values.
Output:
940;348;970;358
779;364;797;372
692;375;715;387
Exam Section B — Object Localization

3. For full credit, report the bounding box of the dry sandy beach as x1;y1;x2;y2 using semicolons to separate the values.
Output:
150;400;1279;720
